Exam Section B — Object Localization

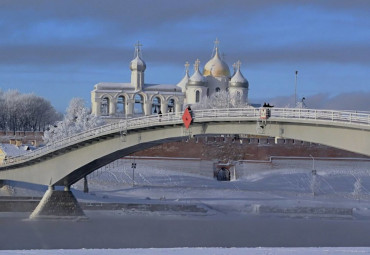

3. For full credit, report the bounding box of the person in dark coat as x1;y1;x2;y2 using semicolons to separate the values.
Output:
158;110;162;121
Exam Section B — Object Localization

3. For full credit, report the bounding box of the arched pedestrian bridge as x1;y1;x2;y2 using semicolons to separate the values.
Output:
1;107;369;188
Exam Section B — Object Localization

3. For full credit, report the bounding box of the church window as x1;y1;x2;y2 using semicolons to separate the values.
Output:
134;94;144;116
152;97;161;114
195;90;200;103
101;97;109;116
116;96;125;116
167;98;175;112
215;87;220;93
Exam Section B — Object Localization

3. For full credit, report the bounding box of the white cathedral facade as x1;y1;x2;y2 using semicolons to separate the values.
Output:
91;40;249;118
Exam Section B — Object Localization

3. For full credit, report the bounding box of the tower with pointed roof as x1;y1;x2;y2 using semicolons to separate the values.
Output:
186;59;208;104
229;60;249;105
130;41;146;91
177;61;190;93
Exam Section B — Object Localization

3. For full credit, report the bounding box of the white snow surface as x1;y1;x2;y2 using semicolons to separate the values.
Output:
1;247;370;255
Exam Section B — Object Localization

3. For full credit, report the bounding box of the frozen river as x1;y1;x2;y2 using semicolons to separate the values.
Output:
1;212;370;249
1;158;370;251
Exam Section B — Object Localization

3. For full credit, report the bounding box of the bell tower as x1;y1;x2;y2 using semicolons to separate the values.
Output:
130;41;146;91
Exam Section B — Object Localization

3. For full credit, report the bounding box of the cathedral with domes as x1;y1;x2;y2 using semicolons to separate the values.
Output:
91;39;249;118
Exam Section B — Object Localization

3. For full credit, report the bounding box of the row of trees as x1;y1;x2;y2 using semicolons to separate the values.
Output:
0;90;62;134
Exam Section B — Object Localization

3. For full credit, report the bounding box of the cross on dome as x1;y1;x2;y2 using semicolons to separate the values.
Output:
212;38;220;57
214;38;220;48
232;62;237;72
185;61;190;74
235;60;242;70
134;41;143;58
135;41;142;49
130;40;146;72
194;59;200;71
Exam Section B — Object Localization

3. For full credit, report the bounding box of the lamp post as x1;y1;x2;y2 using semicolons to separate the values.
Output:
294;71;298;107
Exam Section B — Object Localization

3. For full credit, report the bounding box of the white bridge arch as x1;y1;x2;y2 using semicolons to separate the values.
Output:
0;107;369;188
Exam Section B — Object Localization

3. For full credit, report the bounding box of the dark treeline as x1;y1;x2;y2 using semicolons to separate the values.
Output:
0;90;62;134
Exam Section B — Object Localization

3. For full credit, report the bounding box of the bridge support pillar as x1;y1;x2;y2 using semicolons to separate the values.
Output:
29;186;86;220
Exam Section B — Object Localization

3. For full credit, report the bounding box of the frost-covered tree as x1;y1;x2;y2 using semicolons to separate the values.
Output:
43;98;104;144
0;89;7;131
191;90;250;110
0;90;60;133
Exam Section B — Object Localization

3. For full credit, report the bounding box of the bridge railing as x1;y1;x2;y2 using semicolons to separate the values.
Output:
1;107;369;166
192;107;260;119
270;108;370;125
191;107;370;126
1;111;184;165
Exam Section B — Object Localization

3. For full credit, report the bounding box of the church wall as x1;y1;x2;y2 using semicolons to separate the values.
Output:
131;70;144;91
206;76;229;96
186;86;208;105
91;87;185;118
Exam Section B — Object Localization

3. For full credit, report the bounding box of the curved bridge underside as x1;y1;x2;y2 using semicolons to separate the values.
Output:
0;108;369;187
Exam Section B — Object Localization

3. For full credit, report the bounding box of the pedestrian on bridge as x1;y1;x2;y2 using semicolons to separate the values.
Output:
158;110;162;122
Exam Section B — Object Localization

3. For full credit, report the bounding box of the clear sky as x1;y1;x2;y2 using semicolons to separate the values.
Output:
0;0;369;112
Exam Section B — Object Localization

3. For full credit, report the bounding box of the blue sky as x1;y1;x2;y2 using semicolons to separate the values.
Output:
0;0;369;111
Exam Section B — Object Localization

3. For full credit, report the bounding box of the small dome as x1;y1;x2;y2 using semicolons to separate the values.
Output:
188;59;206;86
130;42;146;72
203;47;230;77
177;62;190;92
230;61;248;88
130;55;146;72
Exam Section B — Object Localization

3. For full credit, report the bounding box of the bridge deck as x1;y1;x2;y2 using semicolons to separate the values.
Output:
1;107;369;170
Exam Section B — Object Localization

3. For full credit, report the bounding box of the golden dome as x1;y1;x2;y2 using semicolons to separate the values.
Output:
203;47;230;77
